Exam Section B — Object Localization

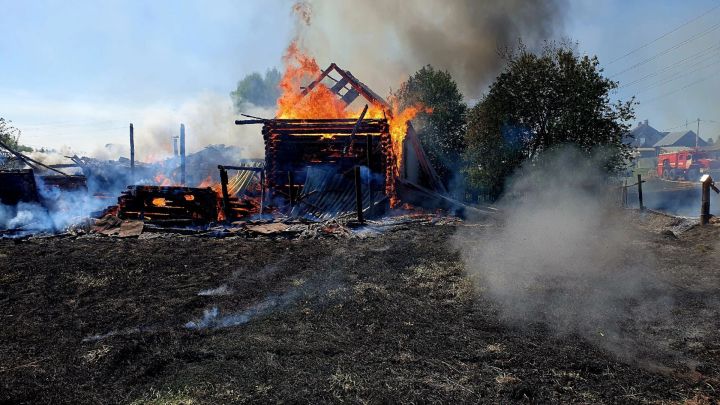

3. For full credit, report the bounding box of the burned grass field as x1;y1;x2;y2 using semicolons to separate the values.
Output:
1;214;719;403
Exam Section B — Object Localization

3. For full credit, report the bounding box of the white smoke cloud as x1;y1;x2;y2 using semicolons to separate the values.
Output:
88;93;271;162
454;147;676;362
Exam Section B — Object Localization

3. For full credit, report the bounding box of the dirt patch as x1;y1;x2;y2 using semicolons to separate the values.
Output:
0;216;718;403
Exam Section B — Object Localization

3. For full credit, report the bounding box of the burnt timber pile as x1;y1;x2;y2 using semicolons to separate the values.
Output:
117;185;219;225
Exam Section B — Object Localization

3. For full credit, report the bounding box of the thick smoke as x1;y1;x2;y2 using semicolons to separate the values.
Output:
454;148;676;362
301;0;567;98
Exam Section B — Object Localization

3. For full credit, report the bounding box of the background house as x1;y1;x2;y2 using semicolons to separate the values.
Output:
653;130;707;154
624;119;664;149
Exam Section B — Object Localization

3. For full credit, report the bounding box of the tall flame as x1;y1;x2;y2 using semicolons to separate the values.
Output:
275;40;429;176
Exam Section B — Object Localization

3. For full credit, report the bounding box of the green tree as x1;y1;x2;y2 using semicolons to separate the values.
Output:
464;42;635;200
230;68;282;112
395;65;467;187
0;118;32;153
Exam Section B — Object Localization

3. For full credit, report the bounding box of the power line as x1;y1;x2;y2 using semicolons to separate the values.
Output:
663;119;720;132
640;75;715;104
609;20;720;78
617;42;720;88
607;3;720;65
633;54;720;94
663;122;691;131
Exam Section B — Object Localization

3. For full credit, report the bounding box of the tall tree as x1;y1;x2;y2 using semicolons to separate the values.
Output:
464;42;635;200
395;65;467;187
230;68;282;112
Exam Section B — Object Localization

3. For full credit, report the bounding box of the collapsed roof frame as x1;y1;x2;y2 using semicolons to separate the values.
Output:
303;64;446;194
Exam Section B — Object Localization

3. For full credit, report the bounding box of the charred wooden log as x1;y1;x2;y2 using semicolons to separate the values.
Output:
117;185;218;224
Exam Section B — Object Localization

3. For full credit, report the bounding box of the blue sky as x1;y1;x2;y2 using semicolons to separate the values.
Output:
1;0;719;153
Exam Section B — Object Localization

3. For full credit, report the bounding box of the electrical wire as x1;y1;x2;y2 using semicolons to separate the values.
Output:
640;75;715;104
633;54;720;94
617;42;720;88
607;3;720;65
609;20;720;78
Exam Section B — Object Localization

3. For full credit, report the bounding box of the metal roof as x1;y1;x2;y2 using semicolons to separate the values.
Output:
653;130;706;148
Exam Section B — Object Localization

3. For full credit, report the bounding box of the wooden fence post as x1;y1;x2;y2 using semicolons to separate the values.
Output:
637;174;644;211
354;165;364;223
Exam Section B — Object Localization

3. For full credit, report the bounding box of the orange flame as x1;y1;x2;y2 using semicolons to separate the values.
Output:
197;176;215;188
275;41;429;176
276;41;351;120
151;197;167;207
154;174;175;187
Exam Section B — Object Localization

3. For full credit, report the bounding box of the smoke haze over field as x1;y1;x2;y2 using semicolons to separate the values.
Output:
454;148;676;361
123;94;270;162
22;94;272;164
301;0;567;98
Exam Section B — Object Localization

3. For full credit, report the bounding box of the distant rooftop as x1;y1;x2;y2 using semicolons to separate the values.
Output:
653;130;706;148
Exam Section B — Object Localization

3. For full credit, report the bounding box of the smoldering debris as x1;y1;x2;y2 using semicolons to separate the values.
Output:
197;284;234;296
0;190;108;236
185;290;301;330
454;148;677;362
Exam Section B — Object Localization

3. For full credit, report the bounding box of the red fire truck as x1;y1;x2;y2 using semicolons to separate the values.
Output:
657;150;720;181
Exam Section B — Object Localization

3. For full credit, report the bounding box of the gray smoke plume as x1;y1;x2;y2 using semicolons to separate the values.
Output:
116;93;270;162
454;148;676;363
301;0;567;98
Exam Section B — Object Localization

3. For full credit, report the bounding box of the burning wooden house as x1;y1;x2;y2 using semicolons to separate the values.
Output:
236;63;447;220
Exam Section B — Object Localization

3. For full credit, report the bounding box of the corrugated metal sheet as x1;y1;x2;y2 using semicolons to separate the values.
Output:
290;166;382;220
226;161;264;197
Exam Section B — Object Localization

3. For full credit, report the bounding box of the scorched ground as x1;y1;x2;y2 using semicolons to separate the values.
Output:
0;212;719;403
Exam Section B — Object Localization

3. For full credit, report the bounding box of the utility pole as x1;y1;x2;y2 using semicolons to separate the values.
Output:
180;124;186;185
696;118;700;149
129;123;135;181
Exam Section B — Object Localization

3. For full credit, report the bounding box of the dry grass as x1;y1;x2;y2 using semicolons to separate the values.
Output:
484;343;505;353
81;345;111;364
495;373;520;385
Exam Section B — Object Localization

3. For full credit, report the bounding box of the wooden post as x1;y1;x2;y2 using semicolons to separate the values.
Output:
701;180;710;225
366;133;373;171
637;174;644;211
218;166;231;222
180;124;186;185
129;123;135;181
366;134;373;217
260;170;265;214
700;175;720;225
288;170;294;207
354;165;364;223
622;178;627;207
